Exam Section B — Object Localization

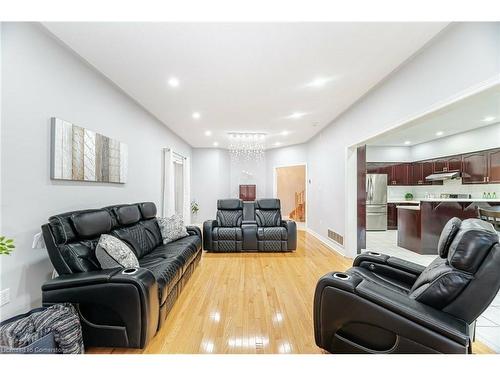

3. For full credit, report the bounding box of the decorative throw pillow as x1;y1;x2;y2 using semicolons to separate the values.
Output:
95;234;139;269
157;214;189;244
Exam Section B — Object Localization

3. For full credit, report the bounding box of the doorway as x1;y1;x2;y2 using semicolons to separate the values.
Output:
274;164;307;226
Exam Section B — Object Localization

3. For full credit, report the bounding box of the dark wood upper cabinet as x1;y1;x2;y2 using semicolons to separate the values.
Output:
462;151;488;184
447;155;462;172
239;184;256;201
433;155;462;173
487;149;500;183
410;161;435;185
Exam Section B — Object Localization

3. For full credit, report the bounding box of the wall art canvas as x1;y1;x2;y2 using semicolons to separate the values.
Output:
51;118;128;183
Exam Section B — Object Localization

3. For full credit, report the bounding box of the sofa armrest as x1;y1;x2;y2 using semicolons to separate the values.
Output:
355;279;469;346
202;220;218;251
282;220;297;250
42;267;159;348
186;225;202;238
353;252;425;286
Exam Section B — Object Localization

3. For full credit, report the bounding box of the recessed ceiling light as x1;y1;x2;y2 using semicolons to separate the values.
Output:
204;130;212;136
192;112;201;119
281;130;289;136
213;141;219;147
404;140;411;145
287;112;306;119
482;116;496;122
305;77;332;88
274;142;282;147
167;77;179;87
436;131;444;136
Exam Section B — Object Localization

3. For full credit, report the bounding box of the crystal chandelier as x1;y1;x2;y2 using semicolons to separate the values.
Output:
228;132;266;161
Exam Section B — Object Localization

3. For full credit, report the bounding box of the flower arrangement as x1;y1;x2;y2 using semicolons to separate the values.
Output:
191;200;200;215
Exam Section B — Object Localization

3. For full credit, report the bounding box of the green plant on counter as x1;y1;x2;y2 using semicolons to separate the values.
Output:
191;200;200;215
0;236;15;255
404;192;414;200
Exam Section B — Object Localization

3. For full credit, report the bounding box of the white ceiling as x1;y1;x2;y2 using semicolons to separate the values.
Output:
367;84;500;146
43;22;448;149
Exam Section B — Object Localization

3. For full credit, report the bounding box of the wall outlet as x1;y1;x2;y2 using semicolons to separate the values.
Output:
0;288;10;307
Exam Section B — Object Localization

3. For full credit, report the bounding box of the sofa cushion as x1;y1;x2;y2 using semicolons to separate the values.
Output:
157;214;189;244
58;240;100;273
437;217;462;258
111;223;155;259
143;236;200;268
139;258;182;305
95;234;139;269
138;202;157;219
256;227;287;241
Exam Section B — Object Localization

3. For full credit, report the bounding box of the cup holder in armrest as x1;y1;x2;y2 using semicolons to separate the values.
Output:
368;252;381;256
121;268;139;275
333;272;350;281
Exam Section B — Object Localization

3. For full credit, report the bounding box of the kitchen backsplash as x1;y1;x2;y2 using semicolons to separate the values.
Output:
388;178;500;200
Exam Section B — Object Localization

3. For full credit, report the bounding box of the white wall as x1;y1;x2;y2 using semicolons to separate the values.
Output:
366;146;412;162
411;122;500;161
0;23;192;319
229;156;267;200
190;148;230;223
307;22;500;258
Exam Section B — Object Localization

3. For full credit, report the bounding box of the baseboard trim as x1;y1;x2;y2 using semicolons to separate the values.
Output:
306;228;347;257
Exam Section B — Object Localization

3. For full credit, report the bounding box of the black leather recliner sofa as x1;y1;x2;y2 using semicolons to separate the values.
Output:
314;218;500;354
40;202;202;349
203;198;297;252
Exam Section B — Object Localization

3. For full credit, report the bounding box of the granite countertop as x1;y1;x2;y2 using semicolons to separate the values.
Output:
389;198;500;203
396;205;421;210
388;200;420;204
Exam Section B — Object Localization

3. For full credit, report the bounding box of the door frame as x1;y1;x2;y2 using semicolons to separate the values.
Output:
273;162;308;227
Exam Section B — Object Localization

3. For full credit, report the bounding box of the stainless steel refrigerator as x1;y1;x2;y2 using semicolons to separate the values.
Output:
366;174;387;231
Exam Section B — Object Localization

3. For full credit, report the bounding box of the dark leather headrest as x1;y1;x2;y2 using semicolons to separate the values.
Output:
447;218;499;273
438;217;462;258
255;199;281;210
217;199;243;210
114;205;141;225
71;210;112;239
138;202;157;219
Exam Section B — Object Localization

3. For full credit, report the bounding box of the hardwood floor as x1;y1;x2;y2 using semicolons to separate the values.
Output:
88;230;493;354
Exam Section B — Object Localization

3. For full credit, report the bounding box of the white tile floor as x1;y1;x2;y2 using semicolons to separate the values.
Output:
365;230;500;353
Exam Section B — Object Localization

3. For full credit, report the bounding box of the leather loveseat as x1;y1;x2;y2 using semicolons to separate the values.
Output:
40;202;202;349
203;198;297;252
314;218;500;354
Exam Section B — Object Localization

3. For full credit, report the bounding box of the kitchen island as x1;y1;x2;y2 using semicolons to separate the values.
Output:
396;199;500;254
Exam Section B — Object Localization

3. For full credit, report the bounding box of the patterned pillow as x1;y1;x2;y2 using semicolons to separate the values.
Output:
95;234;139;269
157;214;189;244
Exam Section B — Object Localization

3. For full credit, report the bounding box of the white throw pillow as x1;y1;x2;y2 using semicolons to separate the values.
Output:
95;234;139;269
157;214;189;244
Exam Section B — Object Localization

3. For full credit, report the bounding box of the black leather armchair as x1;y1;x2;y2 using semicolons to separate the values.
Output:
314;218;500;354
203;198;297;252
203;199;244;251
254;199;297;251
41;202;202;348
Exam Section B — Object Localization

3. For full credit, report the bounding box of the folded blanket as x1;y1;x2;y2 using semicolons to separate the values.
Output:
0;304;84;354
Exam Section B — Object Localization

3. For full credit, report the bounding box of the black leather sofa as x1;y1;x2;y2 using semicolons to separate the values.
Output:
314;218;500;354
40;202;202;349
203;198;297;252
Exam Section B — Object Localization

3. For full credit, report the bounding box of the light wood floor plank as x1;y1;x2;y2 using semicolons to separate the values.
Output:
87;230;493;354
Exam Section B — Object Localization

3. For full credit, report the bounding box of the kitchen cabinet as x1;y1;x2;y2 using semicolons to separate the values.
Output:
387;203;397;230
433;155;462;173
389;163;409;185
487;148;500;183
462;151;488;184
239;185;256;201
411;161;435;185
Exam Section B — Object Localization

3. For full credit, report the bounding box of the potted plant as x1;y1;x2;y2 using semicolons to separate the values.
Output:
0;236;15;255
191;200;200;217
404;192;414;201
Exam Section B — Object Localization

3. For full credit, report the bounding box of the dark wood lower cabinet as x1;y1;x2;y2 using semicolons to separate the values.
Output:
397;208;422;254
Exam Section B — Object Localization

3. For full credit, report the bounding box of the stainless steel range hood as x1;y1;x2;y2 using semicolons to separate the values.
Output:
425;171;461;181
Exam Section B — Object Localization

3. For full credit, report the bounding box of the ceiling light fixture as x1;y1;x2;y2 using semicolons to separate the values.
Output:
436;131;444;136
287;112;306;120
305;77;333;88
167;77;180;87
404;140;411;145
281;130;289;136
274;142;282;147
204;130;212;136
213;141;219;147
227;132;266;162
192;112;201;119
482;116;496;122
